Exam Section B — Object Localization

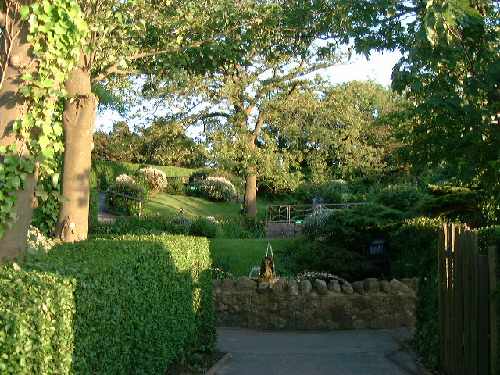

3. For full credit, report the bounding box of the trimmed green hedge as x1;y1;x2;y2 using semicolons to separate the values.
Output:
88;188;99;229
0;234;215;374
389;217;443;370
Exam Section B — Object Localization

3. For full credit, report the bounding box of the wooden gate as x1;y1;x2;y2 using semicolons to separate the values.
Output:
438;224;497;375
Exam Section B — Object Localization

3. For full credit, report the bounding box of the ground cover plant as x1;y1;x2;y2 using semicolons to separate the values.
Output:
0;234;214;374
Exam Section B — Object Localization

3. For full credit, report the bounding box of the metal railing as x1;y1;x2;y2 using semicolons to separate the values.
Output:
266;203;366;224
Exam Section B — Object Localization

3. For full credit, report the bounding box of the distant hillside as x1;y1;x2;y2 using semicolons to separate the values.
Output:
91;160;198;190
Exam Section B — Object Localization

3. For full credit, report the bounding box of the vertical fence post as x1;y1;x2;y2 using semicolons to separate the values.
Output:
439;223;449;373
489;246;497;375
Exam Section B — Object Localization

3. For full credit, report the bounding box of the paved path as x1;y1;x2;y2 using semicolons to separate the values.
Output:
216;327;420;375
97;192;117;223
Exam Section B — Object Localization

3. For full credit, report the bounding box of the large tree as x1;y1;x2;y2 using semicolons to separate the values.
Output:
148;1;347;216
264;81;400;185
392;0;499;220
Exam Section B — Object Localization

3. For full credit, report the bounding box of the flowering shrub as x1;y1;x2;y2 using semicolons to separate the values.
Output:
26;226;58;254
296;271;348;284
138;167;167;193
190;176;237;202
115;173;136;185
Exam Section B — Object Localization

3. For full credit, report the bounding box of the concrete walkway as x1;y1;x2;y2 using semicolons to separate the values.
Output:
216;327;421;375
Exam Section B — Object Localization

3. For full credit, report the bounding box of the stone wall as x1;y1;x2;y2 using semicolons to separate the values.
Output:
214;277;417;330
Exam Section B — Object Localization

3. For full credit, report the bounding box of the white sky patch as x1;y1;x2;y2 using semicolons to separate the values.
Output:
95;50;401;133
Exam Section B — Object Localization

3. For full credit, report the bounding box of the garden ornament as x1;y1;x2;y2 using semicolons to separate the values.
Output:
259;242;275;282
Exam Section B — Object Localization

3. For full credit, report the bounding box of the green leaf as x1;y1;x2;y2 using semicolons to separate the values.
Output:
20;5;31;20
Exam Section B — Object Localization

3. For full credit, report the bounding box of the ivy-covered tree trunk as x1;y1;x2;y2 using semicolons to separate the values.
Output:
57;67;97;242
0;7;36;260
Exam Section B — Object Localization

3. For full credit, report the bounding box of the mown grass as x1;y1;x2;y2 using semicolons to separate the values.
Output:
209;238;293;277
145;193;270;218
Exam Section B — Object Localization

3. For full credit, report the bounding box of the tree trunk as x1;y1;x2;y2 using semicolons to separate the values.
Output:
57;67;97;242
0;7;36;261
244;172;257;218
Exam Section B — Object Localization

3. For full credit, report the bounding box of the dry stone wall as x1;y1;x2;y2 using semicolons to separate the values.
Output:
214;277;417;330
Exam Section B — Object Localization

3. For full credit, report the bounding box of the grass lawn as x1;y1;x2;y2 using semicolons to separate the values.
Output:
210;239;294;277
145;193;270;217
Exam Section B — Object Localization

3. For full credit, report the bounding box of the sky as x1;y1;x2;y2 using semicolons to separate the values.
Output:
95;50;401;133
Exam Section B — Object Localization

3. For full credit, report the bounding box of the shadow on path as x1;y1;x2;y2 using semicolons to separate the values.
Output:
216;327;421;375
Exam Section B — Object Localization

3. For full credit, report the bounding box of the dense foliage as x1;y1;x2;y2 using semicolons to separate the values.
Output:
92;120;206;168
368;0;500;223
279;239;376;281
0;234;214;374
388;217;442;370
264;81;401;186
0;0;87;238
105;175;147;216
91;213;264;240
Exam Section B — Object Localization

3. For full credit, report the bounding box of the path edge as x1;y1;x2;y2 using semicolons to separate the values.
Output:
205;352;232;375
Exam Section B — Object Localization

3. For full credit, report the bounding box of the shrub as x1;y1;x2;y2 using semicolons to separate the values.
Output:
190;176;237;202
217;216;265;239
138;166;168;193
0;234;214;374
293;180;355;204
91;213;266;239
388;217;443;278
303;208;335;238
105;174;147;216
190;217;218;238
26;226;58;254
388;217;443;371
91;215;190;236
372;183;425;212
189;168;243;191
278;239;376;281
304;203;405;253
165;177;187;195
418;184;485;226
88;188;99;230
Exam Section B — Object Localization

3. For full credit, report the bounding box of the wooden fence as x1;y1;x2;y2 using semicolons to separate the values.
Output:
438;224;498;375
